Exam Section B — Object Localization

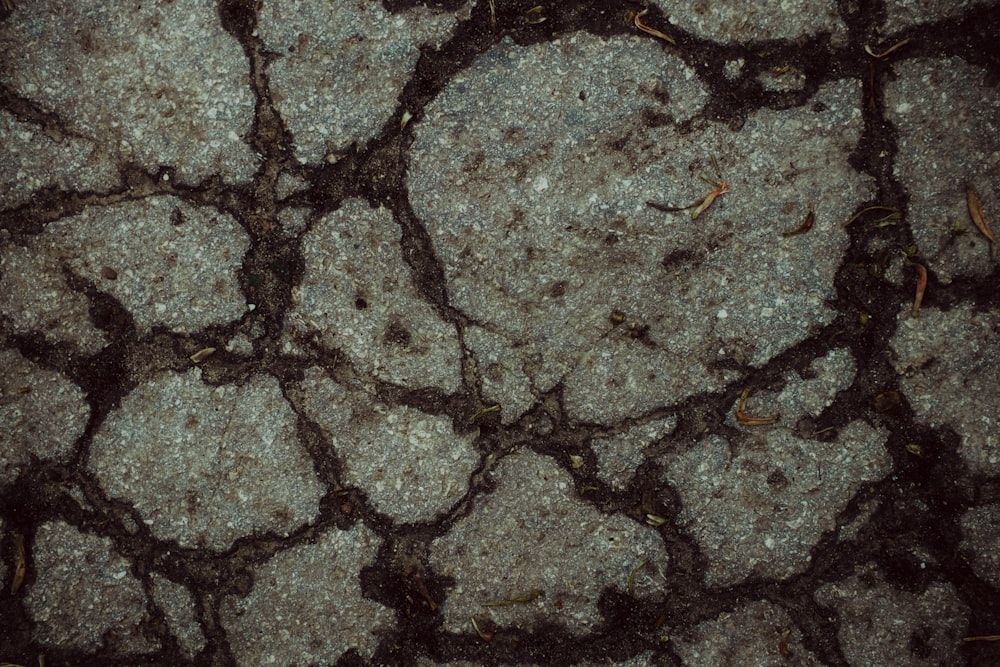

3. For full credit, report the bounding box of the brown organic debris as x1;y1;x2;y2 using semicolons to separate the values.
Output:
628;9;676;45
967;186;996;257
11;533;26;595
782;209;814;236
736;388;778;426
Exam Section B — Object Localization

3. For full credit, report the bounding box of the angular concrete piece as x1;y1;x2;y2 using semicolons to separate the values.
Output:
150;572;206;660
221;524;392;665
658;0;847;44
815;564;969;666
44;196;250;335
89;369;324;550
25;521;153;654
2;1;997;665
0;0;256;184
891;304;1000;475
288;199;463;392
886;58;999;284
0;349;90;488
663;420;890;586
672;600;824;666
411;34;872;422
294;367;479;523
258;1;466;163
430;451;670;633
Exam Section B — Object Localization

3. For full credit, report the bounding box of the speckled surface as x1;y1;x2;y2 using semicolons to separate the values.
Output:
1;1;998;665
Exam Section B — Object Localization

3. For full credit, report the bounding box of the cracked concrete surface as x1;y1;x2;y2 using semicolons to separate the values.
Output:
1;1;999;665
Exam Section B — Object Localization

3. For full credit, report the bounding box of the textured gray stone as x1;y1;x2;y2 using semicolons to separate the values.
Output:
815;563;969;666
44;196;250;335
0;243;108;353
25;521;153;653
663;420;890;586
89;369;325;551
960;503;1000;589
672;600;823;666
0;349;90;488
150;572;206;660
294;366;479;523
654;0;847;44
0;0;256;184
288;199;463;392
221;523;392;665
890;304;1000;475
257;0;467;164
886;57;999;284
430;450;670;633
411;34;872;422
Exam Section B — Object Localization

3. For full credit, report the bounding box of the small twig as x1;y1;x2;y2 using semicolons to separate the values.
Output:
864;38;911;59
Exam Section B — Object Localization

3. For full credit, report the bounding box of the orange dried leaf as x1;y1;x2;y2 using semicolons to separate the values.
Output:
736;388;778;426
911;263;927;317
691;181;729;219
629;9;676;45
967;187;996;255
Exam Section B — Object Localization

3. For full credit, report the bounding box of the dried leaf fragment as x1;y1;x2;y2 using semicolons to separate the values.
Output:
482;589;542;607
911;262;927;317
189;347;216;363
467;404;501;424
524;6;546;24
690;180;729;219
471;615;495;641
782;209;814;236
964;635;1000;642
736;388;778;426
967;187;996;257
842;205;897;228
627;559;649;594
628;9;676;45
864;38;911;59
779;628;793;657
11;533;26;595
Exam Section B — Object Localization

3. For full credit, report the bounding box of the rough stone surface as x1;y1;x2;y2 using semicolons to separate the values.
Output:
44;196;250;335
815;564;969;666
2;2;997;665
430;450;670;633
258;1;466;164
410;35;872;422
656;0;846;44
288;199;463;392
890;304;1000;475
221;524;392;665
0;242;109;352
663;420;890;586
960;503;1000;589
24;521;153;653
672;600;824;666
294;366;479;523
150;573;206;660
89;369;325;551
0;0;256;184
593;416;677;492
0;109;118;209
884;0;984;33
0;348;90;488
886;57;999;284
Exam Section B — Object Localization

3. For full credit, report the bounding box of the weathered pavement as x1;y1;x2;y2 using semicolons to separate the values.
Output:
1;1;999;665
